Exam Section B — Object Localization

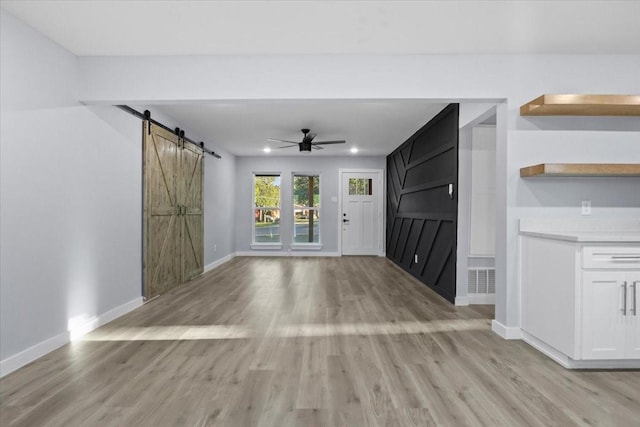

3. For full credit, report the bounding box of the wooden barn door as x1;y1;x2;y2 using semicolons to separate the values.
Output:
386;104;459;303
143;122;204;300
179;140;204;282
143;123;180;300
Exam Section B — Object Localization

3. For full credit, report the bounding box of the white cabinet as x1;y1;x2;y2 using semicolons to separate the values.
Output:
581;271;639;359
625;276;640;358
520;234;640;369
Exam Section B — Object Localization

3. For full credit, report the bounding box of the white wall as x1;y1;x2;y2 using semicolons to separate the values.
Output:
469;126;496;258
0;11;237;374
203;148;236;267
0;11;143;369
235;156;385;253
76;53;640;333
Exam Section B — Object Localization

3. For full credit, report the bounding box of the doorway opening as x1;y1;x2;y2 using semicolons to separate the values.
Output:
456;104;501;306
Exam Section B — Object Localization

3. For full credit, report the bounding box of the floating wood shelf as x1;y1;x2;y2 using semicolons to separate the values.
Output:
520;163;640;177
520;94;640;116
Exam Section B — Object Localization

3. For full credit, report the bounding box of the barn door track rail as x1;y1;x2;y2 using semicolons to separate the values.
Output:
117;105;222;159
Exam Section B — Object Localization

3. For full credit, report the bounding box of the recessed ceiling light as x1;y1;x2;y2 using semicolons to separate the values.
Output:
350;147;358;154
263;147;271;153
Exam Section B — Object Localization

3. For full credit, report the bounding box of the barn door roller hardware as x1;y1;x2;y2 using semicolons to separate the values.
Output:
117;105;222;159
170;127;217;158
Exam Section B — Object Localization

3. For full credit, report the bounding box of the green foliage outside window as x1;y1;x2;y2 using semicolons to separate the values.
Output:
293;175;319;207
255;175;280;207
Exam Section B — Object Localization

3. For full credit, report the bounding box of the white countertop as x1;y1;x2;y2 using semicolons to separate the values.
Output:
519;230;640;243
519;218;640;243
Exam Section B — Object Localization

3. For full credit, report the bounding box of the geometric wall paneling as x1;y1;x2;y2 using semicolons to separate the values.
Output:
386;104;459;303
143;121;204;300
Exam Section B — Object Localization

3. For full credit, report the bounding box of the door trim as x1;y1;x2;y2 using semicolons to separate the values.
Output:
338;168;385;257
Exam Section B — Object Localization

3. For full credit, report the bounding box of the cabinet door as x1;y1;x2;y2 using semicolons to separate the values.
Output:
581;271;627;359
627;274;640;358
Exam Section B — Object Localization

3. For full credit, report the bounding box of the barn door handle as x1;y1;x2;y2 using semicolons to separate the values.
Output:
448;183;454;200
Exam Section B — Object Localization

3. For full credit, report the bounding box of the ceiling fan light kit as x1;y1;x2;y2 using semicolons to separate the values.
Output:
268;128;346;153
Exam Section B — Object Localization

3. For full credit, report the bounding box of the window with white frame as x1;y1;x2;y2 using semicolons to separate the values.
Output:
253;174;281;243
292;174;320;244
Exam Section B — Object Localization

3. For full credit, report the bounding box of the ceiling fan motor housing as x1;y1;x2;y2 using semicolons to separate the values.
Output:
299;141;312;151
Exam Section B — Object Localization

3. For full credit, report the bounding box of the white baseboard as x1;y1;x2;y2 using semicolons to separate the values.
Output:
456;294;496;306
491;319;522;340
0;331;70;378
522;331;640;369
68;297;144;341
455;296;469;306
468;293;495;305
250;244;282;250
235;251;340;257
1;296;143;378
204;253;236;273
290;244;323;251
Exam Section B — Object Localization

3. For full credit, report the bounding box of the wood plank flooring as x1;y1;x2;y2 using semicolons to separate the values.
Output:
1;256;639;426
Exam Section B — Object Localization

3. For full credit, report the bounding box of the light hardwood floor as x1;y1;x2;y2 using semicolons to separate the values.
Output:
1;257;639;426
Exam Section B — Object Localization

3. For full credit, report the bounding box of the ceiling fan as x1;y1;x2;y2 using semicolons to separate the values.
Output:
268;128;346;152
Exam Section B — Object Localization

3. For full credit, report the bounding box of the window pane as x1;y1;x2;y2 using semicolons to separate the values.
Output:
348;178;373;196
293;175;319;207
254;174;281;243
255;208;280;242
349;178;357;195
293;174;320;244
293;209;319;243
255;175;280;207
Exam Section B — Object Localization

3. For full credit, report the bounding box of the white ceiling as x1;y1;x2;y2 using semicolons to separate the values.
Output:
2;1;639;56
3;1;636;157
153;100;448;156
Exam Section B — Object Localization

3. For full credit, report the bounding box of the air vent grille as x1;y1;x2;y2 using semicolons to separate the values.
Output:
468;268;496;294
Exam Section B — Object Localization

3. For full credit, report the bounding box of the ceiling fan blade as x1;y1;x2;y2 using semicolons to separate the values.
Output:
312;140;346;145
276;144;298;149
311;145;324;150
267;138;299;144
308;133;317;141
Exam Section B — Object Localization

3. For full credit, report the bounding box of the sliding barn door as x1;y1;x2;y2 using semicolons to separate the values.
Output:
180;141;204;282
143;123;180;300
387;104;459;303
143;121;205;300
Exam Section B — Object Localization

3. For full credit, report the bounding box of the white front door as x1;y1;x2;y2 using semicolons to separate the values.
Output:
340;170;383;255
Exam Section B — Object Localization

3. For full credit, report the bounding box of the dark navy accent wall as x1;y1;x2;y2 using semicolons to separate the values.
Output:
386;104;459;303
